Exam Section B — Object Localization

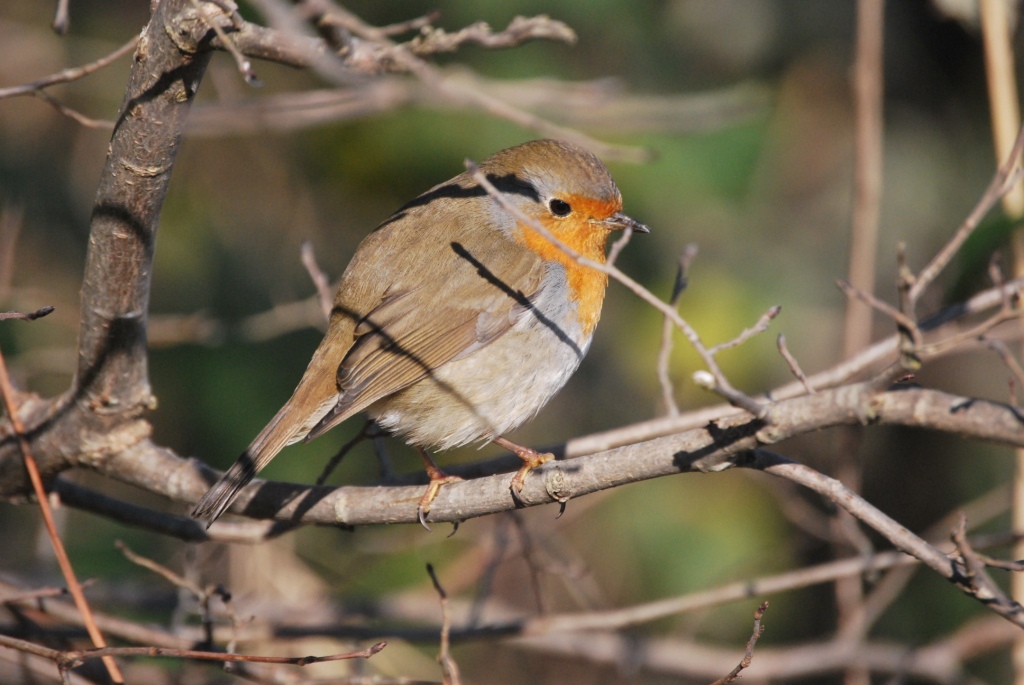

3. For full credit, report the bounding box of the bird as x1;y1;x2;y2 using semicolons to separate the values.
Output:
191;139;648;527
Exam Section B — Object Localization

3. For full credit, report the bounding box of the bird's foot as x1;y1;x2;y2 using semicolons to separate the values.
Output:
416;449;463;531
494;437;553;505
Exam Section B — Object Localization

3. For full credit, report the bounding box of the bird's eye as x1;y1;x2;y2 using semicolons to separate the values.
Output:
548;198;572;217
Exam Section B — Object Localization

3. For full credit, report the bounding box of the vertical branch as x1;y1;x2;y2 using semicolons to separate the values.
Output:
836;4;885;684
979;1;1024;683
843;0;885;359
73;0;213;416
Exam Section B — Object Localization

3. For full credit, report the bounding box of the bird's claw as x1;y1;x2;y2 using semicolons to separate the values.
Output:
417;505;432;531
508;450;554;506
416;473;463;532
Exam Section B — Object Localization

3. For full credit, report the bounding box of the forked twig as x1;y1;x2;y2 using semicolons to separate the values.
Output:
984;337;1024;393
837;278;922;348
116;540;232;647
951;513;1024;612
188;0;260;84
427;564;462;685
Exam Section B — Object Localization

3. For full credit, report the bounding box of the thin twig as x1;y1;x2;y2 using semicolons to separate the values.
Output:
466;160;766;416
510;513;548;615
117;540;203;595
984;337;1024;392
918;290;1021;358
52;0;70;35
427;564;462;685
405;15;577;56
910;122;1024;303
374;12;442;38
605;223;635;266
0;306;55;322
300;240;334;321
777;334;816;394
707;305;781;355
951;513;1023;613
0;36;139;99
0;632;385;670
709;601;768;685
837;278;922;348
656;246;699;415
189;0;260;85
844;0;885;360
116;539;233;647
321;7;646;161
0;205;24;299
751;450;1024;629
0;580;96;603
0;346;124;683
315;423;372;486
30;90;114;129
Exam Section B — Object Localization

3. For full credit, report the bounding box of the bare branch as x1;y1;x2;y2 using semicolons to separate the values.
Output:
709;601;768;685
0;345;123;682
777;334;816;394
951;513;1024;615
0;306;55;322
657;245;699;415
0;206;24;299
64;380;1023;534
406;16;576;56
30;89;115;129
837;278;922;348
0;35;138;100
843;0;885;364
427;564;462;685
300;240;334;321
751;450;1024;629
188;0;260;84
0;632;387;672
707;305;781;355
985;336;1024;392
910;122;1024;303
52;0;70;35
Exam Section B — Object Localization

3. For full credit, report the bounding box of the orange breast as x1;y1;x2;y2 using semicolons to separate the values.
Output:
516;197;615;336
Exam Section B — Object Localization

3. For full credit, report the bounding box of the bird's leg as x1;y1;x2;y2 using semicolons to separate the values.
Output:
493;436;554;502
416;447;463;529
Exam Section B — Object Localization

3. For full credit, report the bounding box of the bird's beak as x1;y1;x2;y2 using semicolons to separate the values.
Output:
599;211;650;234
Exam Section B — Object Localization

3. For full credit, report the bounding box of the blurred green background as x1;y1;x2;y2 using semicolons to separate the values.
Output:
0;1;1019;683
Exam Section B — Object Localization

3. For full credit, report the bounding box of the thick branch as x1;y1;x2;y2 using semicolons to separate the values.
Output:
71;382;1024;530
75;0;212;415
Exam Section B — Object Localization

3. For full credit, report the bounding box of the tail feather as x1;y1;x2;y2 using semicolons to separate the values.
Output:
191;392;340;527
191;320;354;527
191;406;303;527
191;452;261;525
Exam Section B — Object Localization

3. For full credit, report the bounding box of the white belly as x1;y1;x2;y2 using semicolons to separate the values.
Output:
368;278;593;449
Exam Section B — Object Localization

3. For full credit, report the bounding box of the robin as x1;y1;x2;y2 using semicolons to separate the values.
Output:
192;139;648;527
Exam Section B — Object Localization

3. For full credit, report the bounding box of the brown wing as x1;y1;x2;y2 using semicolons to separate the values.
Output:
305;197;545;441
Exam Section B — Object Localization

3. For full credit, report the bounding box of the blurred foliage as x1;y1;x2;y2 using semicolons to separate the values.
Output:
0;0;1020;683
